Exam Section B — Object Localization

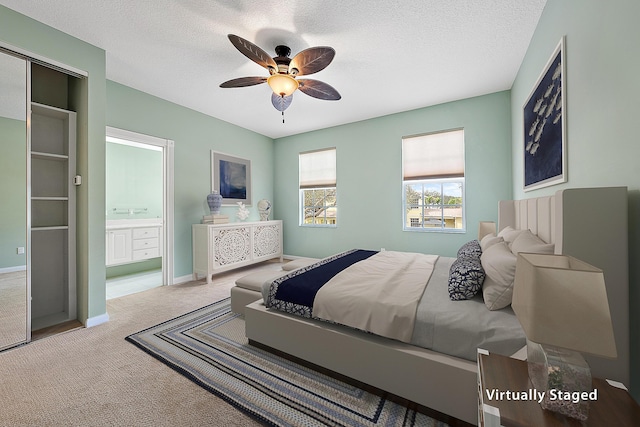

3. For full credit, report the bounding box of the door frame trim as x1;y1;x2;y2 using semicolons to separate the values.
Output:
105;126;174;286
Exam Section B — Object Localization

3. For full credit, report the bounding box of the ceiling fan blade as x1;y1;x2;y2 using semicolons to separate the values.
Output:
289;47;335;76
227;34;278;72
298;79;341;100
271;92;293;112
220;77;267;88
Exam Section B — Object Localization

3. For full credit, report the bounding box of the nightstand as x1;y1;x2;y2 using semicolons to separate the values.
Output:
477;350;640;426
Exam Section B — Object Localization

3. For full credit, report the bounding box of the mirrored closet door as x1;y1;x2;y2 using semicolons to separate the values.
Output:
1;46;83;349
0;50;30;350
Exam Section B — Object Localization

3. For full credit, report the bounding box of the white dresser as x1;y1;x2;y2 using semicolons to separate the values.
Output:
192;220;283;284
106;220;163;266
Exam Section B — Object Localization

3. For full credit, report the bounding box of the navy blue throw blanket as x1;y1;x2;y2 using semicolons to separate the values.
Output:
267;249;378;318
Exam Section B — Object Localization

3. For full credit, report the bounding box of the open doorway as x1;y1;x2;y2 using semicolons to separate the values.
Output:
105;127;174;299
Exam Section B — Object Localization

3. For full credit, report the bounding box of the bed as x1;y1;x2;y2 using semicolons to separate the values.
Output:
244;187;629;425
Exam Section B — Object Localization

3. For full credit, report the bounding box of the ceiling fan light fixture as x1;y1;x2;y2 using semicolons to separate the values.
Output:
267;74;299;97
221;35;340;117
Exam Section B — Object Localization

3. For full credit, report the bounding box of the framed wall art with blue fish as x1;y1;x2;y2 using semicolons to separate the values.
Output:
523;37;566;191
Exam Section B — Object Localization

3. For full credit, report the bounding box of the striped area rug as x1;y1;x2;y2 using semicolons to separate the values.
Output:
126;298;449;427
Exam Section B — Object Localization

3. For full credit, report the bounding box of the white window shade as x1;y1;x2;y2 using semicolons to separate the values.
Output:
402;129;464;180
299;148;336;189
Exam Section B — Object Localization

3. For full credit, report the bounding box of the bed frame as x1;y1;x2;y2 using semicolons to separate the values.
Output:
244;187;629;425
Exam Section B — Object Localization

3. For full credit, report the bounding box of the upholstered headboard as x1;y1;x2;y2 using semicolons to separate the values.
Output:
497;187;629;386
498;194;558;250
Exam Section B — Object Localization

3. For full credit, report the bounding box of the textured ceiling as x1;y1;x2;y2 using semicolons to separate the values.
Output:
0;1;547;138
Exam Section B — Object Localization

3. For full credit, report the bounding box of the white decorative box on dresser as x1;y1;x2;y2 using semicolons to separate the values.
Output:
106;219;163;266
192;220;283;284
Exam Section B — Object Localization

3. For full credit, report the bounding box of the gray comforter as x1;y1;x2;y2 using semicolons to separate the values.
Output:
412;256;526;360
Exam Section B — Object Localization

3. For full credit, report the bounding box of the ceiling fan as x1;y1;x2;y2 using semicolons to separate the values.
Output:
220;34;341;121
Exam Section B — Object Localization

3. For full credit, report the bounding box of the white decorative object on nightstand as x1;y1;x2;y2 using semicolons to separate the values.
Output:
192;220;283;284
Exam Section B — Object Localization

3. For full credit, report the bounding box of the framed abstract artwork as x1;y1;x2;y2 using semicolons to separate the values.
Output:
523;37;566;191
211;151;252;205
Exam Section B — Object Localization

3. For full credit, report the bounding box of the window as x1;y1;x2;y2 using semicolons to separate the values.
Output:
299;148;337;227
402;129;465;232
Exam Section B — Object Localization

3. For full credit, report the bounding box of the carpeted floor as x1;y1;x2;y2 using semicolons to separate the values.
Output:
0;271;28;348
126;298;447;427
0;262;285;427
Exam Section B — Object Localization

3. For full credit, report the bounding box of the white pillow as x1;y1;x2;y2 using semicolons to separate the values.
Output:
480;234;504;252
510;230;555;255
481;241;517;310
497;226;526;245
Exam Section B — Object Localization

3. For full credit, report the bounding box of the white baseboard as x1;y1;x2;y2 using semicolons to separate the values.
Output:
84;312;110;328
0;265;27;274
173;274;195;284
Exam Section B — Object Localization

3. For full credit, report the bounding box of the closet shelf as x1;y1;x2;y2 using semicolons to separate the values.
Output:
32;101;74;117
32;226;69;231
29;96;77;332
31;151;69;161
32;196;69;201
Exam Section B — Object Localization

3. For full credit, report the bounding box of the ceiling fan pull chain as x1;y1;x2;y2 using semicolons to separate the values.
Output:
282;110;285;123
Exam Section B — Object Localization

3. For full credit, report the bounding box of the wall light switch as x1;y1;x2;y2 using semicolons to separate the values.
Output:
17;247;25;254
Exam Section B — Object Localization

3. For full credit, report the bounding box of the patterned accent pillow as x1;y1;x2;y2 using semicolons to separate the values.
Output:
448;256;486;301
456;240;482;259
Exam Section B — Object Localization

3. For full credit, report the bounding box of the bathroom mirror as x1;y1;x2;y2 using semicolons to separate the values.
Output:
0;50;29;350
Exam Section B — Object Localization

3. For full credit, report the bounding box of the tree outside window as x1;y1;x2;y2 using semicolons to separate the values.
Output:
299;148;337;227
402;130;465;232
301;187;336;225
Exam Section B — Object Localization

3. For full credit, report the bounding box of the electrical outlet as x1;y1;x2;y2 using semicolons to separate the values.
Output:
17;247;25;254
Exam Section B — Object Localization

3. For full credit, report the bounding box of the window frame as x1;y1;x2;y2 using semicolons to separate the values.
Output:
299;186;337;227
402;177;466;232
401;129;466;233
299;148;337;228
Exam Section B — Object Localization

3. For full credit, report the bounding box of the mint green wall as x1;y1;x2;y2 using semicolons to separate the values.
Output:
106;142;163;220
1;5;107;324
8;1;637;399
106;258;162;280
511;0;640;400
0;117;26;269
274;91;512;259
105;81;274;278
